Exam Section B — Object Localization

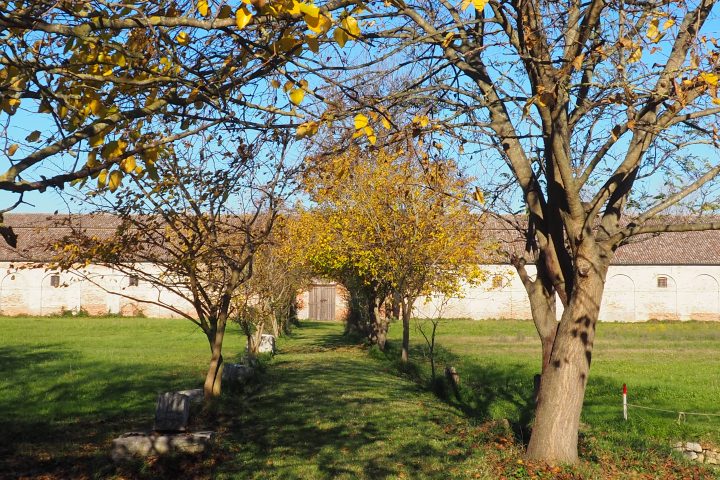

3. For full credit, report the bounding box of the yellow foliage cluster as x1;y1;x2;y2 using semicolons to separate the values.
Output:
297;147;488;299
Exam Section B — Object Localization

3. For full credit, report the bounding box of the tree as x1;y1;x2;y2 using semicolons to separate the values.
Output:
300;145;485;359
0;0;357;236
323;0;720;463
235;215;310;356
54;133;296;399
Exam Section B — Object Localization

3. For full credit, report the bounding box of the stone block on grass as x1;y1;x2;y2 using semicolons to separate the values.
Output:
154;392;190;432
258;334;276;354
111;431;215;462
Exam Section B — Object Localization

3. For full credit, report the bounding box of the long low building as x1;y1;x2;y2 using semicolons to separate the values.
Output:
300;225;720;322
2;213;720;321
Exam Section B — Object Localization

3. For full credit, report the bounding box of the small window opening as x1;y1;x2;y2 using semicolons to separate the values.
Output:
657;276;668;288
50;274;60;288
492;275;504;289
129;275;139;287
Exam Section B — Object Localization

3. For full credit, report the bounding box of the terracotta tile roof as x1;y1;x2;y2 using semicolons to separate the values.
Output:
480;215;720;266
613;229;720;265
0;213;120;263
1;213;719;265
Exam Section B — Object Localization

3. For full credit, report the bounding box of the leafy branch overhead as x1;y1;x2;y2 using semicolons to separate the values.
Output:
0;0;363;199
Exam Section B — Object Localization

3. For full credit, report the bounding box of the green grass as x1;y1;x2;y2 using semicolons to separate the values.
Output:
0;316;718;479
0;316;245;478
390;319;720;449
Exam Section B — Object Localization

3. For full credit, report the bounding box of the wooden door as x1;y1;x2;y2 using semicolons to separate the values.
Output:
309;285;336;321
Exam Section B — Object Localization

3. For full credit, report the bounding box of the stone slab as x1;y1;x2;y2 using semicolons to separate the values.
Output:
175;388;204;405
154;392;190;432
111;431;215;462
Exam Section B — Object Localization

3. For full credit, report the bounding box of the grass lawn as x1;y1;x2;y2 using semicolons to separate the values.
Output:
0;316;718;479
388;319;720;449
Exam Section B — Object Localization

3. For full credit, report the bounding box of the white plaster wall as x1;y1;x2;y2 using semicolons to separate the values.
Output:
3;261;719;322
602;265;720;321
0;262;194;318
413;264;720;322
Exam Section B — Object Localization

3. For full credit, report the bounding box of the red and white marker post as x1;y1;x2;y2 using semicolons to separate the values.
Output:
623;383;628;421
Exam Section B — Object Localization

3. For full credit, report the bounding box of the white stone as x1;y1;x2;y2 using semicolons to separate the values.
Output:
686;442;703;453
111;431;215;461
684;451;698;461
258;334;276;354
707;457;718;465
697;454;705;463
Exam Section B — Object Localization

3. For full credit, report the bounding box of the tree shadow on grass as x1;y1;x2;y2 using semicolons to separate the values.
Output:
210;326;474;479
376;338;641;458
0;345;207;479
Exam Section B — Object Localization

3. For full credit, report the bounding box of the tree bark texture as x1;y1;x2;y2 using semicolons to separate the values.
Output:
526;262;607;463
400;299;412;363
203;316;227;400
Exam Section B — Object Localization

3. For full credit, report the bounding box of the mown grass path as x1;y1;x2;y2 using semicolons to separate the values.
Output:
213;321;492;479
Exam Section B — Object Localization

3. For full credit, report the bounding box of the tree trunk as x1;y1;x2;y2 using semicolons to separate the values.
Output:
203;316;227;400
526;266;606;463
391;290;401;320
400;299;412;363
528;291;558;375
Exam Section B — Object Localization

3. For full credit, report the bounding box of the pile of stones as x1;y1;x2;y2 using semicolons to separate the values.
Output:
673;441;719;465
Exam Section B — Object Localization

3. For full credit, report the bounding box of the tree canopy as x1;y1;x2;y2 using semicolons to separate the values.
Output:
299;145;486;356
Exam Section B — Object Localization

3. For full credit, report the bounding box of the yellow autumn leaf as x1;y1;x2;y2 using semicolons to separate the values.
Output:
25;130;41;142
198;0;209;17
176;31;190;45
333;27;348;48
646;19;660;41
663;19;675;30
89;99;103;116
354;114;369;130
89;133;105;148
473;187;484;204
363;126;376;145
236;6;252;30
97;169;108;188
101;140;127;160
628;47;642;63
473;0;487;10
712;98;720;105
342;16;360;38
296;120;319;139
289;88;305;105
305;13;331;34
108;170;123;193
298;2;320;18
7;143;19;156
120;156;137;174
86;150;99;168
413;115;430;127
700;72;719;86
